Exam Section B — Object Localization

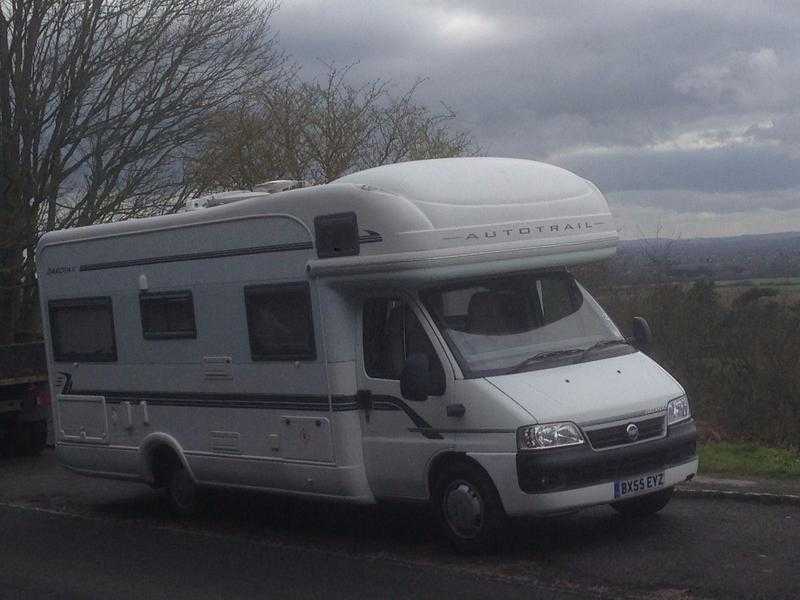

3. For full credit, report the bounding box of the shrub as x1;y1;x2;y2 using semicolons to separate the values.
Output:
591;278;800;448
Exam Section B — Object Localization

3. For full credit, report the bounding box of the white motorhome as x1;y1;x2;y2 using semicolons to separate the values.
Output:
37;158;697;552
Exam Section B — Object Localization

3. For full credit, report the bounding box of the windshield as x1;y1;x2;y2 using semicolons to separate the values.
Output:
420;271;628;377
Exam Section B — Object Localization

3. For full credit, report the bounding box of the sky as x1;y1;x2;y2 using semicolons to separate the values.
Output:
272;0;800;239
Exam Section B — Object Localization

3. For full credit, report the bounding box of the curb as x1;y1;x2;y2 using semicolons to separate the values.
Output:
675;486;800;507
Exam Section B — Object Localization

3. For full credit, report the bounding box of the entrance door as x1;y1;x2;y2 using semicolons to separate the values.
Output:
357;295;455;500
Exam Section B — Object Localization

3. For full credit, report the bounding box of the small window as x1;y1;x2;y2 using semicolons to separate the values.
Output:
362;298;445;394
314;212;359;258
140;291;197;340
244;283;316;361
49;297;117;362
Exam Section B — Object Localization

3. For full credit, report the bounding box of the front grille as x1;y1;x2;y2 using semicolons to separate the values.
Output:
516;420;697;494
586;415;665;449
578;440;695;482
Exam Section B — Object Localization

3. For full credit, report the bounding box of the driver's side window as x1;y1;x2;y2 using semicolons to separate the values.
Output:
362;298;445;394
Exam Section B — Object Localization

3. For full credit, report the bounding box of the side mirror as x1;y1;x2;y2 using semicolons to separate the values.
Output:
400;353;431;402
631;317;653;352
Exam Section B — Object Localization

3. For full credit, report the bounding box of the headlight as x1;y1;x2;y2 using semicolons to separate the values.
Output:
667;395;691;425
518;422;584;450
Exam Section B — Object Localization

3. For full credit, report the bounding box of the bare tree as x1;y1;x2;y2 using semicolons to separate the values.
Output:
365;78;473;169
0;0;284;342
637;224;680;283
187;63;477;193
185;77;315;193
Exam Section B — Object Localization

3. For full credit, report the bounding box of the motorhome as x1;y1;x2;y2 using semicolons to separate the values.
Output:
37;157;697;552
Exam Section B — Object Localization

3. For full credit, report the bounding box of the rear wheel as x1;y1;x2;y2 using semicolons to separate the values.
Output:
0;427;13;457
26;421;47;456
433;461;507;554
14;421;47;456
612;487;674;517
157;452;201;517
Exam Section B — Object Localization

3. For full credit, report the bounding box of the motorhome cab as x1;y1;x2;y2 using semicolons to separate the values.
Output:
37;157;697;552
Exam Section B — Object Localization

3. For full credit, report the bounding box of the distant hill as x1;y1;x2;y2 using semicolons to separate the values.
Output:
612;231;800;283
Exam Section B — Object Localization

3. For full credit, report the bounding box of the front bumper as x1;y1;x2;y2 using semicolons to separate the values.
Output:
469;420;698;517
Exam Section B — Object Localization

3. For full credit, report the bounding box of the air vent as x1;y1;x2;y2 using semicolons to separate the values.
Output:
314;212;359;258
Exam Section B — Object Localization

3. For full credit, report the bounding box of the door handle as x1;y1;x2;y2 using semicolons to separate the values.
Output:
446;403;466;418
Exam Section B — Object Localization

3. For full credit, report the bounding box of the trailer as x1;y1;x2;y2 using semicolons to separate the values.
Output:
0;342;49;456
36;157;697;552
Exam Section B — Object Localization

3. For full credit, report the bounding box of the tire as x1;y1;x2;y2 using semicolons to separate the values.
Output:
13;421;47;456
160;454;202;517
0;429;13;458
433;461;508;554
28;421;47;456
13;423;33;456
612;487;674;517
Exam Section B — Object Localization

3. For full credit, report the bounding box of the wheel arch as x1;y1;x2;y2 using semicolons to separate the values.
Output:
426;450;494;499
139;433;194;487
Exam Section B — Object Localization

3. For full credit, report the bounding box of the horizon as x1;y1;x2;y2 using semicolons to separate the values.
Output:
618;229;800;243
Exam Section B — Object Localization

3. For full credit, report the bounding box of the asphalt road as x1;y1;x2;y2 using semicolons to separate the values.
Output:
1;452;799;599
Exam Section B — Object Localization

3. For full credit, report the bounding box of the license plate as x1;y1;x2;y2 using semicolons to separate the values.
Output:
613;472;665;499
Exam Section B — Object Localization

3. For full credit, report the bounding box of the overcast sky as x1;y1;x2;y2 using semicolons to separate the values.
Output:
273;0;800;239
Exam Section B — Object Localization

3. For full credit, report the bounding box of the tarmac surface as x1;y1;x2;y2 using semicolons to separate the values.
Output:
677;473;800;504
1;451;799;599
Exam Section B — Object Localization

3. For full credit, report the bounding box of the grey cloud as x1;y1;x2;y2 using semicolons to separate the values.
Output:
271;1;800;235
558;145;800;194
747;113;800;154
674;48;800;111
606;188;800;214
610;203;800;240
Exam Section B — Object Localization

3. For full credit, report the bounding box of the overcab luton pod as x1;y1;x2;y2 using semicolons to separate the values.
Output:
37;157;697;552
312;158;618;282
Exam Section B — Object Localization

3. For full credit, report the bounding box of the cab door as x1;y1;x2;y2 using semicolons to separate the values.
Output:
357;295;457;500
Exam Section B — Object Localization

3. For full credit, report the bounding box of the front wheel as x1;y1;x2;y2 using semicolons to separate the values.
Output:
433;462;508;554
612;487;674;517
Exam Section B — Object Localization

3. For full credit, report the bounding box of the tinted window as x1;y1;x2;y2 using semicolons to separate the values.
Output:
424;272;582;336
245;283;315;360
362;298;444;394
140;291;196;339
49;297;117;362
421;272;624;376
539;276;581;325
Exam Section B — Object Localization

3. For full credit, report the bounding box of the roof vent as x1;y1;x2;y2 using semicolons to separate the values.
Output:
253;179;310;193
182;180;312;212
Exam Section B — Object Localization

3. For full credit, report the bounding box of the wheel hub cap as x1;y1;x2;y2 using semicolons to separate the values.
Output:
444;481;484;539
172;471;195;508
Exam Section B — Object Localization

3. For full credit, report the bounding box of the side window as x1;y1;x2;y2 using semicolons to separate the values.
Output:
49;297;117;362
362;298;445;394
539;275;582;325
140;291;196;339
245;283;316;361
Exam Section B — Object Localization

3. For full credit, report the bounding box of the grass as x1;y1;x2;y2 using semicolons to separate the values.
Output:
715;279;800;306
716;277;800;288
698;442;800;479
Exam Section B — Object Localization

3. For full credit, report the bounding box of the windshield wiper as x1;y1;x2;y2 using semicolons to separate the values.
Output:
509;348;583;373
507;340;633;374
580;339;631;360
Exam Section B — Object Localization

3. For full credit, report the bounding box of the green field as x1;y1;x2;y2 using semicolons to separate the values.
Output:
714;277;800;306
699;443;800;479
716;277;800;289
